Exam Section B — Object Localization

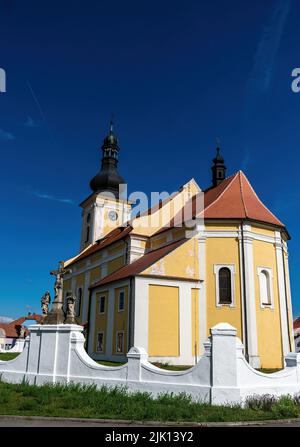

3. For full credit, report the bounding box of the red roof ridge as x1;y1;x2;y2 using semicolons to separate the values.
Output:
203;172;239;214
238;171;248;216
90;237;187;289
240;171;284;227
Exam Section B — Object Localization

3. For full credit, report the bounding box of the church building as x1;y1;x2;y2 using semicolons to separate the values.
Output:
61;123;295;369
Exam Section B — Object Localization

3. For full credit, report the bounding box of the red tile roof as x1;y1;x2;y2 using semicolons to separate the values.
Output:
90;238;187;288
203;171;284;226
294;317;300;330
154;171;285;235
0;315;41;338
67;225;133;266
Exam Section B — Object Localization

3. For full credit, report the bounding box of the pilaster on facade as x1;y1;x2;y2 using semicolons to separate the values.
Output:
274;231;290;356
241;223;260;368
197;233;207;354
127;235;148;264
281;240;295;352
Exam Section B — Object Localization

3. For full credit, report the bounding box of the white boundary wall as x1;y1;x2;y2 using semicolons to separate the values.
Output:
1;322;300;406
0;339;25;353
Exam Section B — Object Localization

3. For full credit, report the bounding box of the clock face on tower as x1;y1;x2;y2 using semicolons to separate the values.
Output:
108;210;118;221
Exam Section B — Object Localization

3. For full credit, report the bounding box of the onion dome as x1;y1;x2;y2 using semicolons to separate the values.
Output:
90;120;126;197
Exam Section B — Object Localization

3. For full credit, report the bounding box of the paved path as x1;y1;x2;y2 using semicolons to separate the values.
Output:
1;415;300;427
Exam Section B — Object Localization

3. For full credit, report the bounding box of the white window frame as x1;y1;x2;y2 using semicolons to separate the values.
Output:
116;330;124;354
257;267;274;309
96;331;105;353
214;264;235;308
118;289;125;312
99;295;106;314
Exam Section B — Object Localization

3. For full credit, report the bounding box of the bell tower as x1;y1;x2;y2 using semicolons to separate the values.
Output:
80;120;131;251
211;146;226;187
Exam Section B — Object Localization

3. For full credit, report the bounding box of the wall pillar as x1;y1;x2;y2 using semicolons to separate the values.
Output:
210;323;240;405
242;224;260;368
198;234;207;355
274;231;290;356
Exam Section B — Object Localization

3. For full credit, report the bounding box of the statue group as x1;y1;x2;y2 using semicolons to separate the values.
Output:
41;264;78;325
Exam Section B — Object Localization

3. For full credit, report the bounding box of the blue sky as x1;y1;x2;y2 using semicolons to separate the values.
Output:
0;0;300;319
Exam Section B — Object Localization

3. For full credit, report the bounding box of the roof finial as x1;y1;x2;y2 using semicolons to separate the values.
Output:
216;137;221;150
109;113;114;133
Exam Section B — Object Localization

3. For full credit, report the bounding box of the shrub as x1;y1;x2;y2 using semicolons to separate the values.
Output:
245;394;277;411
272;396;298;418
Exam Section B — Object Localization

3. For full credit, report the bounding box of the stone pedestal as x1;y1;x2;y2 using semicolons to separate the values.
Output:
43;302;65;325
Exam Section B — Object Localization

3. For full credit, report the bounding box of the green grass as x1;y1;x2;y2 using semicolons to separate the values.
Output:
0;353;20;361
96;360;125;367
258;368;282;374
0;380;299;422
151;362;191;371
95;360;191;371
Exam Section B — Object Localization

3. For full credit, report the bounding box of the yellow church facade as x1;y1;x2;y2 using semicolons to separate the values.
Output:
61;124;294;369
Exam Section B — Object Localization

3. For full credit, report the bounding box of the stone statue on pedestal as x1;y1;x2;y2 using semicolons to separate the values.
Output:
41;291;51;316
64;293;78;324
43;263;72;324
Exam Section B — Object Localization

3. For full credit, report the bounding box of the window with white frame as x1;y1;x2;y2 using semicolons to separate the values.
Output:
99;295;106;314
96;332;104;352
118;290;125;311
116;331;124;353
257;267;273;308
214;264;235;307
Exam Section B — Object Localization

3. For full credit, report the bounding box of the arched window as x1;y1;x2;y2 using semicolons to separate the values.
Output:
76;288;82;317
260;270;271;305
218;267;232;304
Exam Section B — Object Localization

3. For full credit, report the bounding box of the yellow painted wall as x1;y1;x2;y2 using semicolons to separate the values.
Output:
112;286;129;354
94;291;109;353
251;226;275;236
141;237;199;280
108;241;125;255
74;259;87;271
91;252;102;263
253;240;283;368
132;180;199;237
205;223;239;231
107;255;125;275
151;236;167;249
172;228;185;240
191;288;200;356
206;238;243;339
90;266;101;285
148;285;179;356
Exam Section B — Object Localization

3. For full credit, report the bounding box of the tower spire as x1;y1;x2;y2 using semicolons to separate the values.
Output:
89;117;125;197
211;141;226;187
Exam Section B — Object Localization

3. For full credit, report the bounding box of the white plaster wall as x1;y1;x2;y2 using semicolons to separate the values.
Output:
1;323;300;406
